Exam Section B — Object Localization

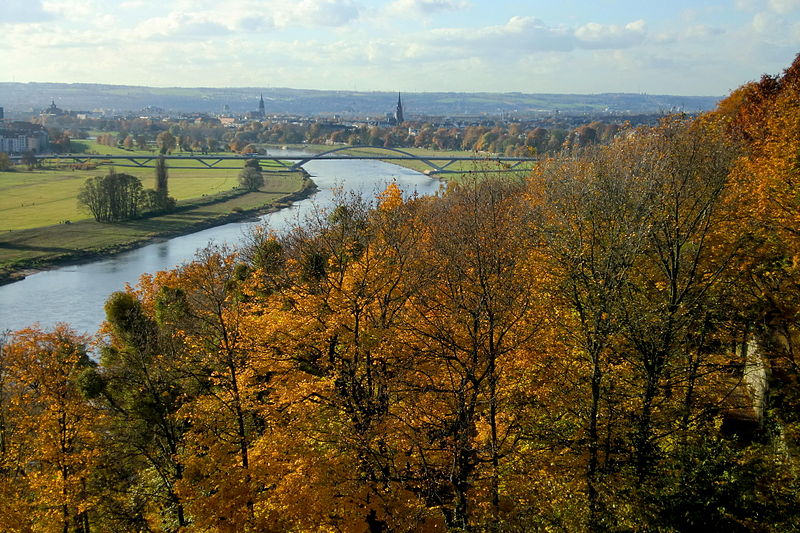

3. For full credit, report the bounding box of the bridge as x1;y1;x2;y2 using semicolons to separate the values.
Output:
12;145;538;175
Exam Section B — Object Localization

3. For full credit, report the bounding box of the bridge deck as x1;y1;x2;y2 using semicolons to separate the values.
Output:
11;146;538;174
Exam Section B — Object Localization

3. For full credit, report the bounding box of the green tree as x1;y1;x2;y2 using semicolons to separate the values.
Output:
85;289;191;530
77;169;145;222
150;156;175;212
238;165;264;192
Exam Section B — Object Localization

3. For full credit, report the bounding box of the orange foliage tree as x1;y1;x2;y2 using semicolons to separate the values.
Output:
0;325;100;533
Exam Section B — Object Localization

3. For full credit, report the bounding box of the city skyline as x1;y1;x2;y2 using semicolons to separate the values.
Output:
2;0;799;96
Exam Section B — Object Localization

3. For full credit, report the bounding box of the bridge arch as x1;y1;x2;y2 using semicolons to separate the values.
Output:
292;145;445;172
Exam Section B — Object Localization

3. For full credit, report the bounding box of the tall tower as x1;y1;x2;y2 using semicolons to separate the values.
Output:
258;93;265;118
394;92;404;124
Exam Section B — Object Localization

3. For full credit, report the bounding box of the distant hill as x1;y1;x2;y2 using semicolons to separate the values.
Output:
0;82;721;118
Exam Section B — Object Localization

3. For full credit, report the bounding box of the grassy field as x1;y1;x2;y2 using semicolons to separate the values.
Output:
72;139;134;155
0;166;243;231
1;142;294;231
0;171;311;279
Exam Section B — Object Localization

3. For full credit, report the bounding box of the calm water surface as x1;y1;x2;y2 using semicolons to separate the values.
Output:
0;152;440;335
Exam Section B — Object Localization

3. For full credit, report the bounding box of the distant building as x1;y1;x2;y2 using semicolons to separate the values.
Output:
41;99;65;117
0;121;49;153
378;93;407;127
245;94;267;120
395;93;404;124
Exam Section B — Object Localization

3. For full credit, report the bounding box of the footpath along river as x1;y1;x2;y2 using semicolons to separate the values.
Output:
0;151;441;335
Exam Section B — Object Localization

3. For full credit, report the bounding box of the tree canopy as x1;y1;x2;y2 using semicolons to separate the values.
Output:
77;169;145;222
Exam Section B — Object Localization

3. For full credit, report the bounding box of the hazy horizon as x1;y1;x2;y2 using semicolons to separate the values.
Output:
0;81;725;97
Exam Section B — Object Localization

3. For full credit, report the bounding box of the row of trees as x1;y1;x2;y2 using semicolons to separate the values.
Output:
225;120;618;156
50;112;630;157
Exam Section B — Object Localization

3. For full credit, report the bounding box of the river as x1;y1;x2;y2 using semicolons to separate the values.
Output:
0;151;441;335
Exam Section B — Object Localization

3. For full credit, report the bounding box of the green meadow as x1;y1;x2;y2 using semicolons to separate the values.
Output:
0;143;311;278
2;141;292;231
1;166;243;231
0;171;310;277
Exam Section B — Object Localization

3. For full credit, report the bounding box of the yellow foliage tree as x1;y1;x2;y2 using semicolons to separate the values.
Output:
0;325;100;533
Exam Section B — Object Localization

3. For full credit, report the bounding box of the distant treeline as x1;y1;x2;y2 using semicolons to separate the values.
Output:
42;113;639;156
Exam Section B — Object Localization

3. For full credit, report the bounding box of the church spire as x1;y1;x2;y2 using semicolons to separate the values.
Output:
258;93;265;117
395;92;404;124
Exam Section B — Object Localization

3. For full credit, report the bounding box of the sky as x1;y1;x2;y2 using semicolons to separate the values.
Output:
1;0;799;95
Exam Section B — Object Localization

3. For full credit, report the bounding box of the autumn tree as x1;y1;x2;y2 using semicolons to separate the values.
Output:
535;152;653;529
0;325;100;533
146;246;266;530
715;53;800;452
533;115;751;529
156;131;177;154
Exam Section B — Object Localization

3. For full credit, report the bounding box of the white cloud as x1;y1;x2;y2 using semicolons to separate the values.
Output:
768;0;800;13
231;15;274;31
2;0;53;24
0;0;795;95
574;20;647;49
274;0;361;28
133;12;232;40
749;9;800;46
3;23;113;49
753;11;778;32
426;16;648;58
387;0;470;17
120;1;146;8
41;0;97;19
683;24;725;39
429;17;573;54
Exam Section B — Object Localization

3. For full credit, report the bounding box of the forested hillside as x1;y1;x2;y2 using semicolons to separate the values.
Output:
2;56;800;532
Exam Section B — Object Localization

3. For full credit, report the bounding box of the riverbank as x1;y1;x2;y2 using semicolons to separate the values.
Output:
0;172;316;286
